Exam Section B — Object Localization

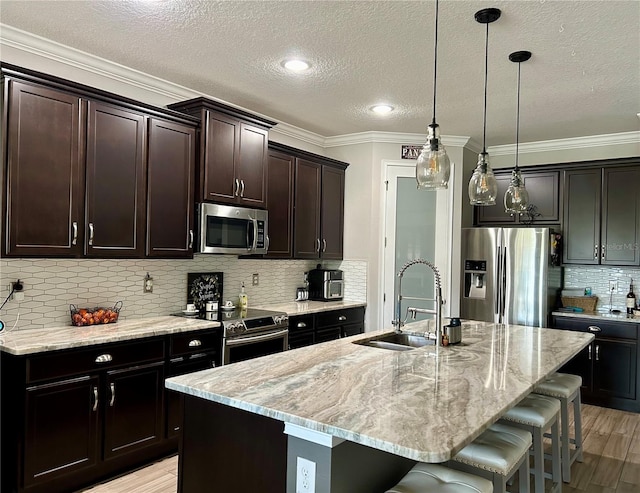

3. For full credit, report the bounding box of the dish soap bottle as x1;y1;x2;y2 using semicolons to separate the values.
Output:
238;282;248;310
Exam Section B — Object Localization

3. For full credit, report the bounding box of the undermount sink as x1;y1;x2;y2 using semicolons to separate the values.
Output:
355;332;435;351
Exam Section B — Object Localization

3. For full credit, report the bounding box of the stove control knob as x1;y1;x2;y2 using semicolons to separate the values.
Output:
274;315;289;325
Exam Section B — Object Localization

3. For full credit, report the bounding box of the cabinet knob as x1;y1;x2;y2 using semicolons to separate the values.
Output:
601;244;605;260
588;345;592;360
109;382;115;407
316;238;321;252
338;315;347;321
92;386;99;412
594;244;598;260
240;180;245;197
95;353;113;363
188;339;202;347
588;326;602;332
595;344;600;361
234;179;240;197
297;322;307;328
71;221;78;246
188;230;193;249
88;223;94;246
322;239;327;252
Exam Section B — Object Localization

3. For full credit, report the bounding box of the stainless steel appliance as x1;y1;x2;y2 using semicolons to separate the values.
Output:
174;308;288;365
196;203;268;255
308;267;344;301
460;228;562;327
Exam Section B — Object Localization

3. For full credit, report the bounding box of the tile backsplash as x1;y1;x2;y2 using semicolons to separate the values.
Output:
0;257;367;331
564;266;640;311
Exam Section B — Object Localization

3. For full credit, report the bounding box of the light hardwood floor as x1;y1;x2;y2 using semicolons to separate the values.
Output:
79;404;639;493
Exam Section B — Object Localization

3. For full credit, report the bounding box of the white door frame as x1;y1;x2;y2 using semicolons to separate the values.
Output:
379;160;455;330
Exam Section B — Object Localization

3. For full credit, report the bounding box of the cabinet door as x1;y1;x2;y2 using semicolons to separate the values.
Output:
103;362;164;460
147;118;196;257
85;102;146;257
521;171;561;223
559;344;592;393
288;330;316;350
265;150;294;258
563;169;601;264
594;338;637;400
474;175;516;225
293;158;321;258
4;80;84;256
203;111;238;204
237;123;268;207
601;166;640;265
315;326;342;343
24;375;99;487
342;323;364;337
320;165;345;259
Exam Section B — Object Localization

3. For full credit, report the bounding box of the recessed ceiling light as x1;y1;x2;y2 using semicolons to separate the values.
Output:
283;59;311;72
371;104;394;115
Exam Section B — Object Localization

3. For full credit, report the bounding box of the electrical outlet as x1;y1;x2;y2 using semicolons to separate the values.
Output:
296;457;316;493
609;280;618;293
10;280;24;301
252;273;259;286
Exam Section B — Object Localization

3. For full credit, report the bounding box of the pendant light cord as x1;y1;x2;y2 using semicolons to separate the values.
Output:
482;22;489;154
432;0;439;125
515;61;521;170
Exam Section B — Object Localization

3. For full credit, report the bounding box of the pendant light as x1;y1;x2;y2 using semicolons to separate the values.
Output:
416;0;450;190
504;51;532;214
468;8;500;206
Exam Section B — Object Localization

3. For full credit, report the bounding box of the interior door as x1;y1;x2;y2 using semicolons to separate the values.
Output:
382;162;453;330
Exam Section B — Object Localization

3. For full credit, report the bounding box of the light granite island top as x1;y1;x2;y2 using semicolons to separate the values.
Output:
166;320;593;465
0;316;220;355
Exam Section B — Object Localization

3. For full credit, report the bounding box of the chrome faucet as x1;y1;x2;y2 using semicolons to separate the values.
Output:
392;259;445;346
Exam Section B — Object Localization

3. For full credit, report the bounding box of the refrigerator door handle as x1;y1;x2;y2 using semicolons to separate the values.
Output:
502;246;508;322
496;245;503;322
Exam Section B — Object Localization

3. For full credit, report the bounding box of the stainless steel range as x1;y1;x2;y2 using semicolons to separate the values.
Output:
175;308;289;365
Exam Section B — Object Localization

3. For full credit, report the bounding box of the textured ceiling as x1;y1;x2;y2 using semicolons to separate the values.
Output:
1;0;638;145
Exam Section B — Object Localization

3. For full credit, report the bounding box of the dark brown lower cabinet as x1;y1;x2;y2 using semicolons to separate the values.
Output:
24;375;100;487
553;316;639;412
288;307;366;349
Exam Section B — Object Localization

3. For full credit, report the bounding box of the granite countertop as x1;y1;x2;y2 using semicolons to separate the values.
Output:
255;299;366;315
552;310;640;324
0;316;221;356
165;320;593;463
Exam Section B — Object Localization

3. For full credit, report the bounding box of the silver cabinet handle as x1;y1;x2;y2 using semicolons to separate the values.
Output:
72;221;78;246
88;223;94;246
322;239;326;252
588;345;592;360
601;244;606;260
92;386;98;411
109;382;115;407
240;179;245;197
316;238;321;252
297;322;307;328
588;326;602;332
189;229;193;249
595;344;600;361
188;339;202;347
338;315;347;321
235;178;240;197
95;353;113;363
594;244;598;260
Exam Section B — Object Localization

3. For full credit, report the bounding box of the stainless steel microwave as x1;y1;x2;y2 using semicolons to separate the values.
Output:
197;203;268;255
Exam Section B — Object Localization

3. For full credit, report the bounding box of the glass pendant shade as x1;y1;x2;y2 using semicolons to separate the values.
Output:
468;152;498;205
416;123;450;189
504;169;529;214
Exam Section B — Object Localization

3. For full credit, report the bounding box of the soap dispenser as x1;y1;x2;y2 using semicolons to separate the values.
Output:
238;282;248;310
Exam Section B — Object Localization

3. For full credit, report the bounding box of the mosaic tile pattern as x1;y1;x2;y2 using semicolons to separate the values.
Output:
564;266;640;312
0;257;367;331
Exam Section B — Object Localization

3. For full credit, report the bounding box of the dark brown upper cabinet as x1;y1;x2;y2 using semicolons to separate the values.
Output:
146;118;196;258
85;102;146;257
475;170;561;226
1;64;198;259
166;98;276;208
265;143;348;260
3;79;85;257
564;165;640;265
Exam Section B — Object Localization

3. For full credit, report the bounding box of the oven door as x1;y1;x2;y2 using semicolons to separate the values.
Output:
222;329;288;365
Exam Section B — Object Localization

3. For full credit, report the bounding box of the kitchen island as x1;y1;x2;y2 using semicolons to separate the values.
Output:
166;320;594;492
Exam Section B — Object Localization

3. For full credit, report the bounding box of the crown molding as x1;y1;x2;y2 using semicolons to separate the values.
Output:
489;131;640;156
269;123;326;148
324;131;472;148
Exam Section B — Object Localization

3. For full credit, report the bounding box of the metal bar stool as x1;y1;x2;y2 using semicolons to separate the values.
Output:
533;372;583;483
449;422;532;493
386;463;493;493
499;394;562;493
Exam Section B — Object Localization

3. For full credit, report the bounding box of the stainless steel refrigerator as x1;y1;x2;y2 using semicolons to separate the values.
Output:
460;227;562;327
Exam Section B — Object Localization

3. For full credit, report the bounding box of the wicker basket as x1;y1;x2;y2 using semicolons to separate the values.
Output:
561;296;598;312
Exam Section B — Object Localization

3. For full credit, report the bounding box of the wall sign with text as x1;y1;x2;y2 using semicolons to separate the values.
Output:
401;145;423;159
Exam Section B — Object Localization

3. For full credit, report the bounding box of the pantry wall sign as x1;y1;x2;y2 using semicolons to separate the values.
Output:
401;145;423;159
